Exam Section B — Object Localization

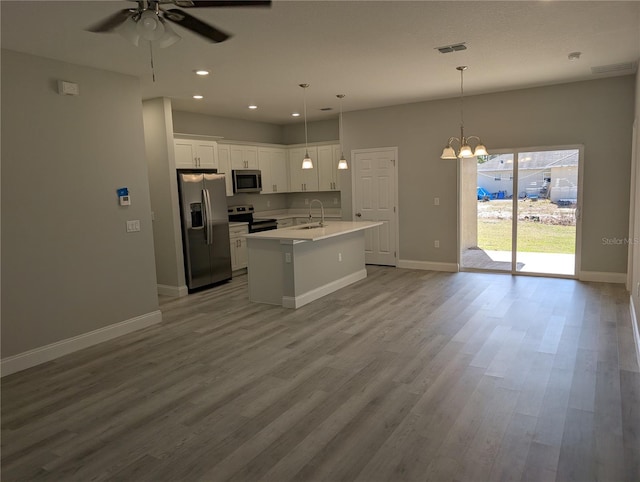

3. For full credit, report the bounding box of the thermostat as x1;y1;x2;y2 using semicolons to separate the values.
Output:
117;187;131;206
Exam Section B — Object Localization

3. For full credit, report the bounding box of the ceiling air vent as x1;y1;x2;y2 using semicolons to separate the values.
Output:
591;62;636;75
436;42;467;54
319;107;333;111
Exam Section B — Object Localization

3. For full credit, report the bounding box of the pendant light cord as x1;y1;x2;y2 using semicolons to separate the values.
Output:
339;98;344;156
459;67;464;131
303;86;309;155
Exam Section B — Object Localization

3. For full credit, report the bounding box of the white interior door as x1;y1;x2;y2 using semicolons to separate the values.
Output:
352;148;398;266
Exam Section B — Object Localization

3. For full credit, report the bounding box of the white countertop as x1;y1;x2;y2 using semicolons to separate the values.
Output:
244;221;382;242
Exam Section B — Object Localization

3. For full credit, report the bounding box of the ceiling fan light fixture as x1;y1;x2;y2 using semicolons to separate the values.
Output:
115;15;141;46
157;18;181;48
137;10;165;41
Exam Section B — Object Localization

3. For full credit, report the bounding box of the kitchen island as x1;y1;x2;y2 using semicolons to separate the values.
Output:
244;221;382;309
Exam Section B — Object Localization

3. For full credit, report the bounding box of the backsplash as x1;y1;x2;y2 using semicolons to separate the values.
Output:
227;192;341;211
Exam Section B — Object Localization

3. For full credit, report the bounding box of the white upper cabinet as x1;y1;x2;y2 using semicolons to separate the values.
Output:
317;144;341;191
230;145;258;170
174;138;217;169
289;146;319;192
258;147;289;194
217;144;234;196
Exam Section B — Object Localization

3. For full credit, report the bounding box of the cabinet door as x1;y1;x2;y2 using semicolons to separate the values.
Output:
289;146;318;192
271;148;289;193
217;145;233;196
194;141;217;169
258;148;274;194
244;147;258;169
317;145;335;191
174;139;196;168
236;237;248;269
230;146;258;169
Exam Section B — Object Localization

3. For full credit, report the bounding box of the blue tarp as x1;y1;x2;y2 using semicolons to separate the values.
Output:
477;187;491;200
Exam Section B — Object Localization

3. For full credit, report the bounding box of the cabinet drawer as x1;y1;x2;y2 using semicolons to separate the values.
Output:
229;225;249;237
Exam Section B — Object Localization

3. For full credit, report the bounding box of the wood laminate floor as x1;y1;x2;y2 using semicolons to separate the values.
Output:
2;267;639;481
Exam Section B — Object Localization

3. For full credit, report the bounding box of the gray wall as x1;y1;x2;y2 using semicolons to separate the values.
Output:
143;98;185;288
341;76;635;273
172;110;284;144
1;50;159;357
630;71;640;324
282;118;339;145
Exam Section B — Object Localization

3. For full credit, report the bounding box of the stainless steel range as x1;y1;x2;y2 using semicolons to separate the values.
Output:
227;204;277;233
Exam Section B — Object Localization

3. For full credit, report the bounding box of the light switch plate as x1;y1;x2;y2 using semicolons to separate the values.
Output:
126;220;141;232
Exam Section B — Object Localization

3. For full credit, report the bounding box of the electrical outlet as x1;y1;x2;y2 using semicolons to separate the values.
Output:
434;240;440;248
334;197;338;205
267;200;271;208
285;252;292;263
636;282;639;298
338;253;342;262
304;198;309;205
434;197;440;206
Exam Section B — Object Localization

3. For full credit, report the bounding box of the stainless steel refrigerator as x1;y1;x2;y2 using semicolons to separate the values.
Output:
177;169;232;291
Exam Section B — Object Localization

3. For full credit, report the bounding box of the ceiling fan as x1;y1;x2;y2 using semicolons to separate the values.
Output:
88;0;271;47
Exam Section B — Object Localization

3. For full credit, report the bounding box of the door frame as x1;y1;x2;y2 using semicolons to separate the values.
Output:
458;144;584;278
351;147;400;266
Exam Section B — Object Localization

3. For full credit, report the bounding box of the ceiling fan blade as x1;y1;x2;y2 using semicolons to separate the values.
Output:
164;9;231;43
173;1;270;7
87;9;133;33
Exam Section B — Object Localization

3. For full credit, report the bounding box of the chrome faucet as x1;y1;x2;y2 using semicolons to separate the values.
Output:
308;199;325;227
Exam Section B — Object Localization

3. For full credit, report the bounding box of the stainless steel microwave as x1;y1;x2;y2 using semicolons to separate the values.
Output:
232;170;262;193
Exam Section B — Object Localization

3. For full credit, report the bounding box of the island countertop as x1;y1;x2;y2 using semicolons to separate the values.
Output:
244;220;382;242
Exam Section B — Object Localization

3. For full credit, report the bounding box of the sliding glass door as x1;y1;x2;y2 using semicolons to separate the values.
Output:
461;147;580;277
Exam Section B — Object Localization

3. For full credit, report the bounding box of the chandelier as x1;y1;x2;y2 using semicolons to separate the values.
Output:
441;66;488;159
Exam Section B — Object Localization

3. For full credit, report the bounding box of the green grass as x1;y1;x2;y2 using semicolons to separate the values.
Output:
478;219;576;254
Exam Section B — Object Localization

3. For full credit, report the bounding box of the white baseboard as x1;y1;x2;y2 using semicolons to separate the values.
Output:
579;271;627;284
630;296;640;370
397;259;459;272
282;269;368;309
157;284;188;297
1;310;163;377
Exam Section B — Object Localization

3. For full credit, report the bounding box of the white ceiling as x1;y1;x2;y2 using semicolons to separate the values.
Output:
2;1;639;124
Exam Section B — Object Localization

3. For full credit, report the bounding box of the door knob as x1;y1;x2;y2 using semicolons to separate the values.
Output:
355;212;362;217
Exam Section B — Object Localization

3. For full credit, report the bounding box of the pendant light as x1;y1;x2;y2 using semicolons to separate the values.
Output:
336;94;348;170
441;66;488;159
299;83;313;169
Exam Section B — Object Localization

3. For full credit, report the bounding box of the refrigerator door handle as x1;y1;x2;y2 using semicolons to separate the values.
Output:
204;188;214;246
202;189;210;244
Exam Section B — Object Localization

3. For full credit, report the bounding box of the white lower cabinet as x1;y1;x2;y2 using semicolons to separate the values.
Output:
229;224;248;271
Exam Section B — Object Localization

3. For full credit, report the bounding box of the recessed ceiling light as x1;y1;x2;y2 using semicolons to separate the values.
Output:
248;105;258;109
193;95;204;99
291;112;300;117
194;70;210;76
